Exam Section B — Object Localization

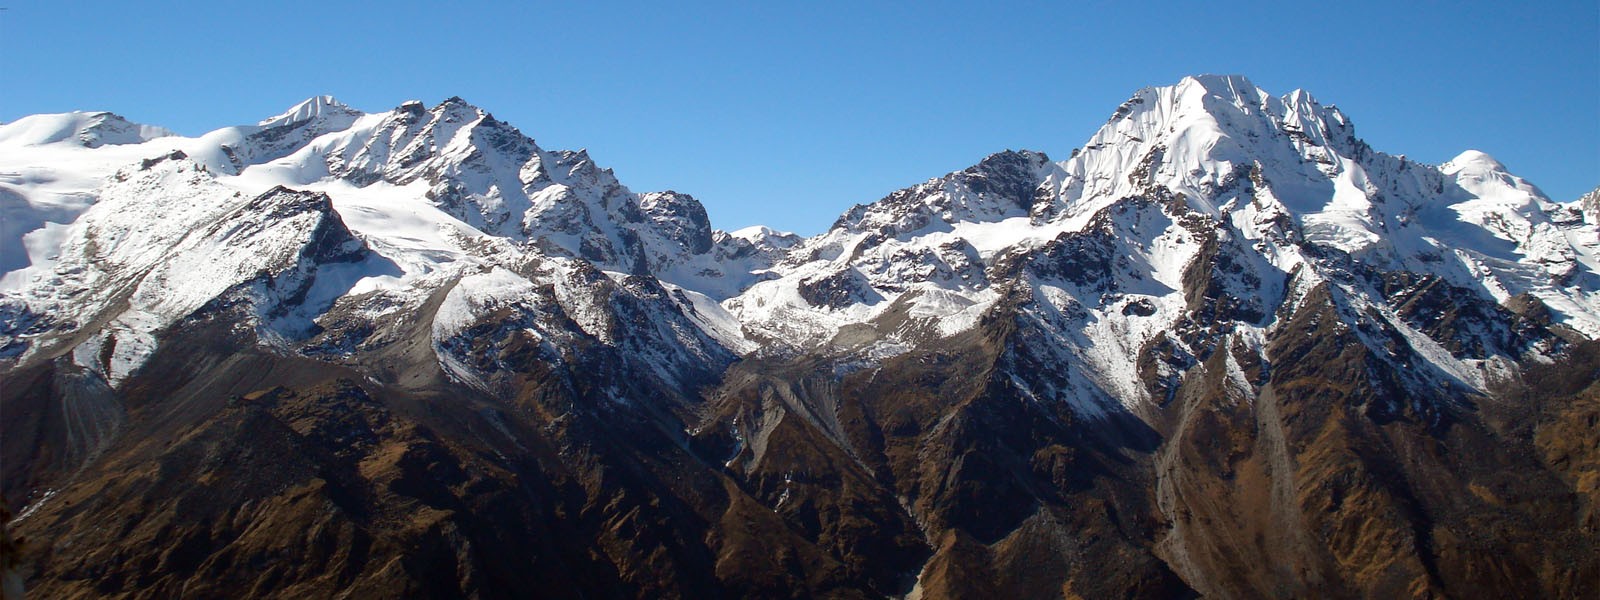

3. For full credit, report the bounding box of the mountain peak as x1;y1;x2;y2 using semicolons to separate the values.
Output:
1284;87;1319;106
1177;73;1260;97
728;225;794;241
1057;75;1372;219
258;95;360;129
396;100;427;115
433;96;485;116
639;190;714;254
1442;149;1508;174
974;148;1051;171
0;111;174;148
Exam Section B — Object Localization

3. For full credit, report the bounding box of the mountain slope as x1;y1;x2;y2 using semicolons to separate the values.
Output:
2;76;1597;599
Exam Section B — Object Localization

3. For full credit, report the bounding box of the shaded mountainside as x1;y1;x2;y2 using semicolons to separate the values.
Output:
3;76;1599;598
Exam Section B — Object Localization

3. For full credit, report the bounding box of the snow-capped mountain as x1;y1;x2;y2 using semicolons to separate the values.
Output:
727;75;1596;413
3;76;1596;599
0;96;774;390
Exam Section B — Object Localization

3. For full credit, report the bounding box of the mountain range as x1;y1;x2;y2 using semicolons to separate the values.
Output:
1;74;1597;599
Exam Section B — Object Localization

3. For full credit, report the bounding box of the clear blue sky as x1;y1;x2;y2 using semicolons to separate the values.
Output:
3;1;1596;234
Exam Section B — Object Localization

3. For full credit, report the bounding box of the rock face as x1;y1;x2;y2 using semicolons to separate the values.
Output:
2;76;1598;599
1581;186;1600;225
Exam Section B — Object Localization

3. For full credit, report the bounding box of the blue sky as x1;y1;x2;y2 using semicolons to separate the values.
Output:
4;1;1596;234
